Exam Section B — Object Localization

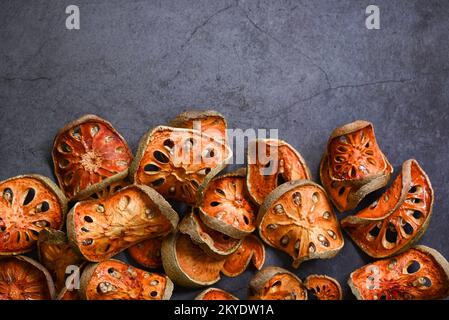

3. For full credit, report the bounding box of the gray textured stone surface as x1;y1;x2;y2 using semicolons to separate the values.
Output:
1;0;448;300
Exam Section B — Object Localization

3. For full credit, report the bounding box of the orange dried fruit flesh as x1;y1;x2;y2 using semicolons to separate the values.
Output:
169;110;228;143
342;159;433;258
130;126;232;205
249;266;307;300
161;232;264;288
52;114;133;200
195;288;238;300
0;255;55;300
80;259;173;300
67;184;178;262
38;228;83;291
179;208;242;257
257;180;344;268
304;275;342;300
0;175;67;255
127;237;163;269
247;139;311;205
56;262;87;300
320;120;393;212
348;246;449;300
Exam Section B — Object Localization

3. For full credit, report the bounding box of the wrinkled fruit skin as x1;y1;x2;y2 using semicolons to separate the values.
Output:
247;139;311;205
67;184;178;262
342;159;433;258
81;259;173;300
258;180;344;268
195;288;238;300
348;246;449;300
304;275;342;300
0;175;66;255
52;114;133;200
127;237;163;269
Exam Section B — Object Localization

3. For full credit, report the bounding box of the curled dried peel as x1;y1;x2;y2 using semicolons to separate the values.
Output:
257;180;344;268
52;114;133;200
247;139;311;205
348;246;449;300
67;184;178;262
0;255;55;300
0;175;67;255
195;288;239;300
127;237;163;269
80;259;173;300
199;170;256;239
131;126;232;205
249;266;307;300
342;159;433;258
179;208;242;257
304;275;342;300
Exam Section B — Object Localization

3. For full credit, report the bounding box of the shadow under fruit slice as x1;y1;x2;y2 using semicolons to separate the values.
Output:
130;126;232;205
52;114;133;200
127;237;163;269
161;232;264;288
0;255;55;300
348;245;449;300
80;259;173;300
342;159;433;258
249;266;307;300
195;288;239;300
0;175;67;255
168;110;228;143
247;139;311;205
179;208;241;257
67;184;179;262
304;275;342;300
198;170;256;239
257;180;344;268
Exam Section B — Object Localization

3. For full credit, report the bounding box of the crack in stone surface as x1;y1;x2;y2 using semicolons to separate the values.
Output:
1;76;51;82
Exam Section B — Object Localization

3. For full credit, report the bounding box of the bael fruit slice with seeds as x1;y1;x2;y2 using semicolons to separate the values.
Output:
67;184;178;262
342;159;433;258
320;120;393;212
257;180;344;268
38;228;83;292
248;266;307;300
80;259;173;300
0;175;67;255
0;255;55;300
198;169;256;239
127;237;163;269
130;126;232;205
348;246;449;300
52;114;133;200
247;139;311;205
304;275;342;300
195;288;239;300
222;234;265;277
169;110;228;143
179;208;242;258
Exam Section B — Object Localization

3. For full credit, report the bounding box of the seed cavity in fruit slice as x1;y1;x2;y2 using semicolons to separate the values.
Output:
195;288;239;300
304;274;342;300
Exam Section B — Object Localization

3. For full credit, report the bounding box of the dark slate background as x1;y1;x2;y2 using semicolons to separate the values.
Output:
1;0;448;300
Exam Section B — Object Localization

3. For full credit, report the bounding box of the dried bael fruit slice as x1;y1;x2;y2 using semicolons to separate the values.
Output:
179;208;242;257
198;170;256;239
161;232;264;288
56;262;87;300
80;259;173;300
195;288;239;300
88;179;130;200
247;139;311;205
127;237;163;269
67;184;179;262
0;175;67;255
169;110;228;143
342;159;433;258
52;114;133;200
130;126;232;205
38;228;83;291
0;255;55;300
320;120;393;212
348;246;449;300
304;275;342;300
249;266;307;300
257;180;344;268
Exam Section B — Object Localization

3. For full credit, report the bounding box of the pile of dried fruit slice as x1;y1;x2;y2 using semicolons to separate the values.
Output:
304;274;342;300
195;288;239;300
